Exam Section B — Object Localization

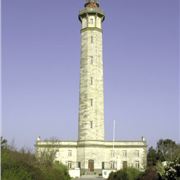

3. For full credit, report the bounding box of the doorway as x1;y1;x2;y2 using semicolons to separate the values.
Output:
88;160;94;172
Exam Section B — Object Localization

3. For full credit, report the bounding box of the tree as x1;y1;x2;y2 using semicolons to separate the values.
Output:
37;148;58;167
174;144;180;160
156;139;177;162
147;146;158;167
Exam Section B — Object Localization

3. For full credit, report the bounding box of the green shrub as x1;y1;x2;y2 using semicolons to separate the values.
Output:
108;167;142;180
137;167;161;180
162;158;180;180
1;147;70;180
39;163;70;180
2;148;44;180
2;168;31;180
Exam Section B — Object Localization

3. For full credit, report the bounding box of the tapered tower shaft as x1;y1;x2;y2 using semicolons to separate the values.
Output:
78;0;105;141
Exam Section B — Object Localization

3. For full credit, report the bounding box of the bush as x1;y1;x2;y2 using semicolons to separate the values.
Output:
2;148;44;180
108;170;128;180
108;167;142;180
137;167;161;180
162;158;180;180
1;147;70;180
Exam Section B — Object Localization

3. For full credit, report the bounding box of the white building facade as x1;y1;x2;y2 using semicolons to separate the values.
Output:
36;0;147;176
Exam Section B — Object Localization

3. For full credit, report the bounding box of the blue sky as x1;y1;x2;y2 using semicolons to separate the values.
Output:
2;0;179;149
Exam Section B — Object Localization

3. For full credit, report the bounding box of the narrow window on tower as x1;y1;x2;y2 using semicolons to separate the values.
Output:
90;77;93;85
90;99;93;106
91;36;93;43
90;121;93;128
90;56;93;64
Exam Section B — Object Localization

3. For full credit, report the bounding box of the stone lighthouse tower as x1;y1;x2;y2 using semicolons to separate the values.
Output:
78;0;105;141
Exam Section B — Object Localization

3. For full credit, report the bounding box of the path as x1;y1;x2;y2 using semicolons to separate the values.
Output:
75;175;105;180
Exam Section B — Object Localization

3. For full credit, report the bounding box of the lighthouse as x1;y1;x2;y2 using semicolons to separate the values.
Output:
35;0;147;176
78;0;105;141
